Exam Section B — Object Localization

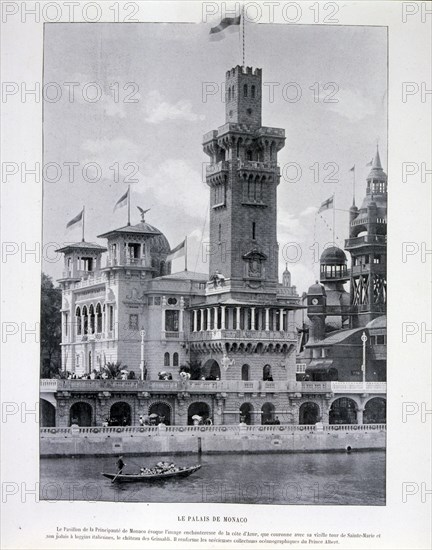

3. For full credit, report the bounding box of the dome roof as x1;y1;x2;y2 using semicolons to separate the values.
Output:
367;147;387;182
366;315;387;329
308;281;326;296
147;231;170;255
320;246;347;265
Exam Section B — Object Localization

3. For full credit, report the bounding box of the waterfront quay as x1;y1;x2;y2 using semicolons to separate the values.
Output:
40;422;386;457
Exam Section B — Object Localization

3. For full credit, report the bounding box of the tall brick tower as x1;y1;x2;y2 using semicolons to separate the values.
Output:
203;66;285;298
345;147;387;327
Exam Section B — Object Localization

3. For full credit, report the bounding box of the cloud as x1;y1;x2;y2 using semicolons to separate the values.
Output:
143;90;204;123
300;206;318;217
136;158;208;214
326;88;375;122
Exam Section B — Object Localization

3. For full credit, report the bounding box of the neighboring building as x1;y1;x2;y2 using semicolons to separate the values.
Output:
295;148;387;423
40;66;386;428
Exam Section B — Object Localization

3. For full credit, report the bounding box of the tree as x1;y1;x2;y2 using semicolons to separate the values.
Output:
180;359;202;380
40;273;62;378
103;361;122;379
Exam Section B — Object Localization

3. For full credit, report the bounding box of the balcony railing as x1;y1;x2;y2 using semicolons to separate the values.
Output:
206;161;229;175
237;160;280;173
40;423;386;436
256;126;285;138
345;235;386;249
300;381;386;394
189;329;297;342
40;379;386;395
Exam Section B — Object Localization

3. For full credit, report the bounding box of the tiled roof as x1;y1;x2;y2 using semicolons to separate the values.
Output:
97;222;162;239
55;241;107;253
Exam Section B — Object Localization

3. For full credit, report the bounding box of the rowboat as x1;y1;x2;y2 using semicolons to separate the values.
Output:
102;464;201;483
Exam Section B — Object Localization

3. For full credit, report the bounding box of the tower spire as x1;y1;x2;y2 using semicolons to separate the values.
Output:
373;143;383;170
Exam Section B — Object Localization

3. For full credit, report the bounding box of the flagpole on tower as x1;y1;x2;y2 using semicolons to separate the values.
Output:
242;4;245;66
184;236;188;271
332;194;335;246
352;165;356;205
127;185;131;226
82;205;85;242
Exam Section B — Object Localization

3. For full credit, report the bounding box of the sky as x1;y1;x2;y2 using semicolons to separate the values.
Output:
42;22;387;293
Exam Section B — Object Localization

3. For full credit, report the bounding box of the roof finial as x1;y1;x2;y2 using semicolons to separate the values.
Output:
137;206;151;223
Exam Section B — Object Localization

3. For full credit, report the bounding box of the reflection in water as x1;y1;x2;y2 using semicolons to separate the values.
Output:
40;451;385;505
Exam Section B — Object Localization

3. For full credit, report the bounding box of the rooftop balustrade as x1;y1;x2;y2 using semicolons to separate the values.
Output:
40;379;386;395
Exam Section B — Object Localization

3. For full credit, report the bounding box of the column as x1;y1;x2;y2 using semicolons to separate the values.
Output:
251;307;256;331
265;308;270;331
236;307;241;330
357;408;364;425
213;306;218;330
207;308;211;331
193;310;198;332
161;307;166;332
179;309;184;333
279;308;284;331
221;306;226;330
200;309;205;331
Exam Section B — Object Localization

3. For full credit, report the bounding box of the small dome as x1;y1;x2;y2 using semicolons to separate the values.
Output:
147;232;170;255
320;246;347;265
308;281;326;296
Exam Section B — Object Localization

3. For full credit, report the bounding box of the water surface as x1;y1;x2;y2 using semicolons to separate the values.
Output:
40;451;385;505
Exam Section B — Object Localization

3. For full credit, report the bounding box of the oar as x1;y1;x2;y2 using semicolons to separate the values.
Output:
111;470;122;483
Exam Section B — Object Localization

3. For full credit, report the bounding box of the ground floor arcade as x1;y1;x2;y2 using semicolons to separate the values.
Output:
40;392;386;428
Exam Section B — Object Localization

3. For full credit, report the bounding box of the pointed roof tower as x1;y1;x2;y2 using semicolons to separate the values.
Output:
367;145;387;184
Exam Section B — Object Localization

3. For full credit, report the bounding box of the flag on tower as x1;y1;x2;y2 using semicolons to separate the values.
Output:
167;239;186;262
113;189;129;212
318;196;334;213
349;165;355;172
366;158;373;167
66;208;83;229
209;15;241;40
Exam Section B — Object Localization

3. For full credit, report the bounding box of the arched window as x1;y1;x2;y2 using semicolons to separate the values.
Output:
96;303;102;333
246;150;253;161
252;222;256;240
75;307;82;335
82;306;88;335
263;364;273;381
173;352;179;367
232;85;235;97
243;84;248;97
241;364;250;381
164;352;170;367
228;87;231;101
89;304;95;334
251;85;255;98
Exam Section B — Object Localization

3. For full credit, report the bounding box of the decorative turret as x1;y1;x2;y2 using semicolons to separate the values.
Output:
56;241;107;284
345;145;387;326
319;246;349;283
98;220;170;277
225;66;262;128
282;263;291;287
306;281;327;343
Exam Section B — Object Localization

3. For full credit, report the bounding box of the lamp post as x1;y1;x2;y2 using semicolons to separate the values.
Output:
140;328;146;380
361;331;368;390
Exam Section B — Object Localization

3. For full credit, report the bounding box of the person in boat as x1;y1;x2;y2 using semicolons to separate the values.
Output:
116;456;125;473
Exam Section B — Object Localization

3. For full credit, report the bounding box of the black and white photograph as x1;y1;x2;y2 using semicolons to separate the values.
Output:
1;1;431;549
40;15;388;505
